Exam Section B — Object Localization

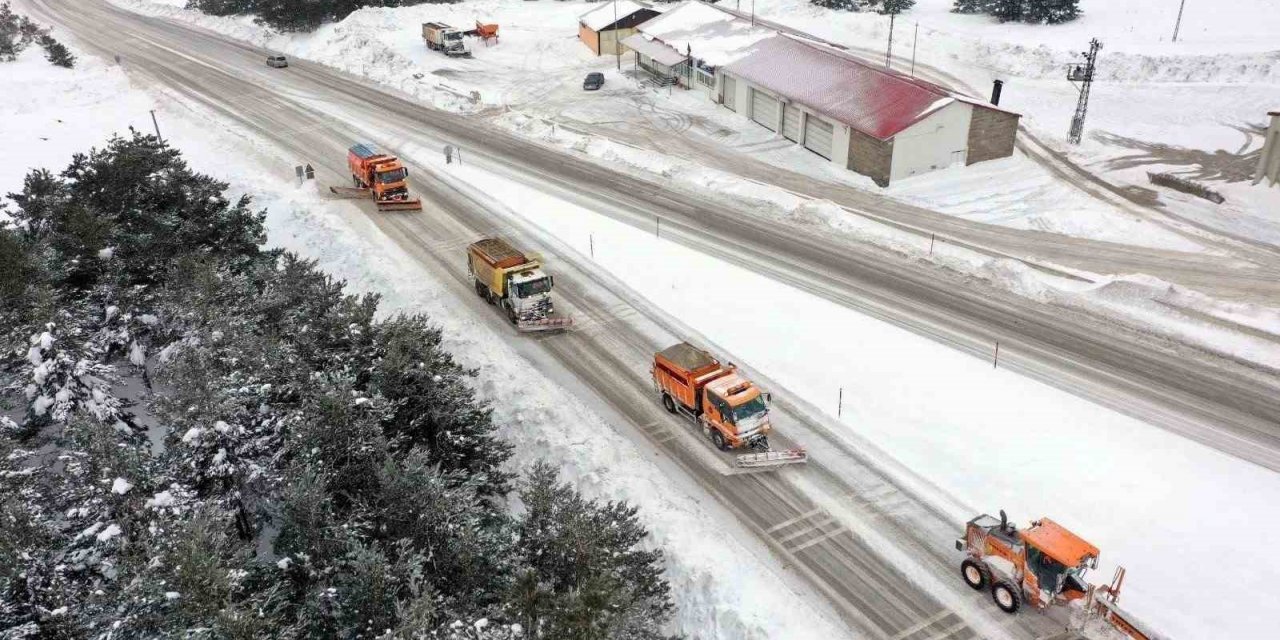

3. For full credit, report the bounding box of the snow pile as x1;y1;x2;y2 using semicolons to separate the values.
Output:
634;0;778;66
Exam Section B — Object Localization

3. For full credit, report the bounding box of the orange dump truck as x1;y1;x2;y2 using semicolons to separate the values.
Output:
652;343;806;469
329;143;422;211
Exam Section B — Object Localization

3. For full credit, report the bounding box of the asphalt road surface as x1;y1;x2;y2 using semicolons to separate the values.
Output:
25;1;1280;637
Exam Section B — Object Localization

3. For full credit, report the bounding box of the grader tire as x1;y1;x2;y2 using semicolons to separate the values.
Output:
991;579;1022;614
960;559;990;591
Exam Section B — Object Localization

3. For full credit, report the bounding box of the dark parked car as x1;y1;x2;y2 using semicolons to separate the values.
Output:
266;55;289;68
583;72;604;91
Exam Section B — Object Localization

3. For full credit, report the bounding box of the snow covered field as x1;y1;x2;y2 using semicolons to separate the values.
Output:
437;154;1280;640
0;44;853;640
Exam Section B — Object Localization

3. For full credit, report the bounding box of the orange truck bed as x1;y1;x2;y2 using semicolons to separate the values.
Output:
653;343;729;414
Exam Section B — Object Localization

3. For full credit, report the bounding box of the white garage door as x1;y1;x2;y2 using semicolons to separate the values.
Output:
750;88;779;132
804;115;834;159
722;75;736;111
782;103;801;142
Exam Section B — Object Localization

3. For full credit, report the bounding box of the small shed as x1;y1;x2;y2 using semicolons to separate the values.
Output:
579;1;661;57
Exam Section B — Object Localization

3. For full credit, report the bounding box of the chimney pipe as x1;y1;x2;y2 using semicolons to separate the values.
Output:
990;79;1004;106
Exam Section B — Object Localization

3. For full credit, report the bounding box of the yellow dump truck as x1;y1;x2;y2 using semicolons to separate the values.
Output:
468;238;572;331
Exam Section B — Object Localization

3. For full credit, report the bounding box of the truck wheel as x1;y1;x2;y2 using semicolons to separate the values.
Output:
960;559;990;591
474;280;486;299
991;579;1022;614
710;429;729;451
662;394;677;414
353;175;361;188
506;305;518;325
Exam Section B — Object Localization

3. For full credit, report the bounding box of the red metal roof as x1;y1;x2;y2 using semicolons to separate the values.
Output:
723;35;1016;140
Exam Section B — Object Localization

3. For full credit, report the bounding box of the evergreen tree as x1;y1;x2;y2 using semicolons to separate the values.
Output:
878;0;915;14
512;464;673;640
952;0;989;14
808;0;870;11
1026;0;1080;24
38;34;74;67
988;0;1025;22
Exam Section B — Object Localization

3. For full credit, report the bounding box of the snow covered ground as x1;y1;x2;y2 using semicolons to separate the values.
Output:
0;43;853;640
436;155;1280;640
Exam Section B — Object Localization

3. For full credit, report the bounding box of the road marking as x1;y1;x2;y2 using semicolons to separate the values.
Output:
917;621;969;640
765;507;823;534
789;526;848;553
776;518;835;544
888;610;954;640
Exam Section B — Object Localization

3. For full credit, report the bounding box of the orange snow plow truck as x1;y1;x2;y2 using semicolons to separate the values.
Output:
328;143;422;211
652;343;806;469
957;511;1164;639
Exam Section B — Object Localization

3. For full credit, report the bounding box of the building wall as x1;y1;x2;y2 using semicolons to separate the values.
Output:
578;22;601;55
966;106;1019;165
847;130;893;187
598;26;641;56
890;101;973;182
830;122;851;168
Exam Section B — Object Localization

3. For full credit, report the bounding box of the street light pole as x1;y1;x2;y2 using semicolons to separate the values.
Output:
613;0;620;69
1171;0;1187;42
885;12;896;68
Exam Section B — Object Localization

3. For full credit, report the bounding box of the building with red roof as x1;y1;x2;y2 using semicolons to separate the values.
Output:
626;1;1020;186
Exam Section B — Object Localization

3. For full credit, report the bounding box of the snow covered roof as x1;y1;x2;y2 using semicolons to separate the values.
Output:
579;0;654;32
723;35;1018;140
632;0;776;67
621;33;689;67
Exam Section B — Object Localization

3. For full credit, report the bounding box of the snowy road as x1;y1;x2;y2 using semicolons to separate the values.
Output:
34;0;1280;478
25;0;1280;636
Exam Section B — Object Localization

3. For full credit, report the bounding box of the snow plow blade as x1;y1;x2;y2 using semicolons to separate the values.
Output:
735;448;808;469
329;185;372;198
516;316;573;332
376;198;423;212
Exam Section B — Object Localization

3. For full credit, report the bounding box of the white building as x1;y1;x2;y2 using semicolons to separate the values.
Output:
623;1;1020;186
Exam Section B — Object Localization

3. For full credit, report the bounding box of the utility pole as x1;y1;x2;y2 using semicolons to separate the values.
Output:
613;0;620;70
1066;38;1102;145
910;22;918;77
149;109;163;143
1171;0;1187;42
885;12;896;68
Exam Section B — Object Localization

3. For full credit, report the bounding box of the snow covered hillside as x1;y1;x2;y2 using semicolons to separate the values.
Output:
0;40;851;640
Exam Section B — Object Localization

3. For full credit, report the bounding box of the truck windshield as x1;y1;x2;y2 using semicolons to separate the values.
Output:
446;32;462;41
377;168;407;183
516;278;551;298
733;396;768;422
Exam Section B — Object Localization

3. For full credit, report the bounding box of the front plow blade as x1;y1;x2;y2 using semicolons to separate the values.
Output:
735;448;808;469
376;198;423;212
517;316;574;332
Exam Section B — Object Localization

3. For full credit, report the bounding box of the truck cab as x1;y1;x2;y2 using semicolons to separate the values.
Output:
505;267;555;324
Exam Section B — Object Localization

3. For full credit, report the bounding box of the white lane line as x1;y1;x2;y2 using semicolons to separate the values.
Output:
789;526;849;553
766;507;823;534
889;610;955;640
918;621;969;640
